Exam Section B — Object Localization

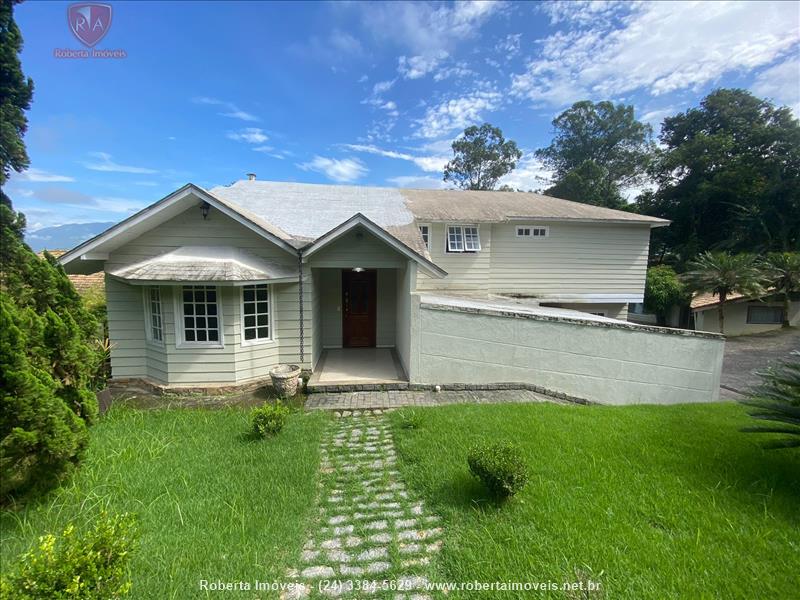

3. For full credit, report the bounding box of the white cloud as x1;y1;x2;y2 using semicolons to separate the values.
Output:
512;1;800;106
227;128;269;144
639;106;678;129
497;154;552;192
398;51;448;79
10;167;75;182
353;0;502;56
297;156;368;182
192;96;259;122
358;74;369;83
414;90;502;138
372;79;396;95
289;29;365;63
495;33;521;58
83;152;157;174
253;145;290;160
752;57;800;115
433;62;474;82
342;143;448;173
386;175;446;189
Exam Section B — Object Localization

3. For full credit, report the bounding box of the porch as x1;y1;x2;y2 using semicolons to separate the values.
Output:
307;348;407;391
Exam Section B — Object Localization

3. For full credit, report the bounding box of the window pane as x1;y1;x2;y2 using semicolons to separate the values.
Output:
244;315;255;327
208;317;218;329
184;304;194;315
257;314;268;326
256;287;268;301
243;288;255;302
196;304;206;316
194;289;205;302
257;327;269;339
196;317;206;328
197;330;207;342
464;227;480;251
185;330;195;341
447;226;463;251
245;329;256;340
244;302;255;315
207;290;216;302
257;302;268;313
207;303;217;315
183;289;192;302
208;330;218;342
184;317;194;329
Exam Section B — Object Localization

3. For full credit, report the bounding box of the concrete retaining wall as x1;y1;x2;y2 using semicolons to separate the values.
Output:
411;296;725;405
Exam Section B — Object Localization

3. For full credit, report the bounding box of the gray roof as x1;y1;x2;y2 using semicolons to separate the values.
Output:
108;246;297;283
401;188;668;225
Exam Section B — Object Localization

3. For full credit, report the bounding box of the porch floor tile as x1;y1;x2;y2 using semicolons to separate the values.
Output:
313;348;405;384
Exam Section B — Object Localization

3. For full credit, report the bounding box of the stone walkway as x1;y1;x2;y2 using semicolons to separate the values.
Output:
305;388;560;411
283;412;440;599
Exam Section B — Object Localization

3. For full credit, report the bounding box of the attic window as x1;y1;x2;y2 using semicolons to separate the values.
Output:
418;224;430;250
516;226;548;238
446;225;481;253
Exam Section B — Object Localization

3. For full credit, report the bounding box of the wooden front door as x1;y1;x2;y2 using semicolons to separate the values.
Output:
342;269;377;348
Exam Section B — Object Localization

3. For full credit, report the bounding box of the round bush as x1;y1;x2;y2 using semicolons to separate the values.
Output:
467;441;529;498
250;402;290;437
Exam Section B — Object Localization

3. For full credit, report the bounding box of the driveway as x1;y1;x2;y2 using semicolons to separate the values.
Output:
719;328;799;399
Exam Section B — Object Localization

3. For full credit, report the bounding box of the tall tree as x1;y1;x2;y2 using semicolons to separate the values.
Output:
443;123;521;190
683;252;766;335
535;100;653;209
639;89;800;265
0;0;102;500
644;265;688;326
764;252;800;328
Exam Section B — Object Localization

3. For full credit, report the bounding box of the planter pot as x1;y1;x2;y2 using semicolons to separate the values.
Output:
269;364;301;398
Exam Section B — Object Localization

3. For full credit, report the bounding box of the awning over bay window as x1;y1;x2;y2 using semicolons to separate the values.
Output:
107;246;298;285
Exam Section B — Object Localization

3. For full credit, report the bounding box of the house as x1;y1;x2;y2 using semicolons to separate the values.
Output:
59;178;726;405
691;291;799;336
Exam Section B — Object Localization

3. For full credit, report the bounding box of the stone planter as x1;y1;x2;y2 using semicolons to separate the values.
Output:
269;364;301;398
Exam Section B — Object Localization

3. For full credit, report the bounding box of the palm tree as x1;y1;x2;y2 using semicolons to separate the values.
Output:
740;353;800;449
764;252;800;328
683;252;766;335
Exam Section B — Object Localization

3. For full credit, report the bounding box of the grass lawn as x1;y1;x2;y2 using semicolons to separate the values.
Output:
389;402;800;599
1;406;327;599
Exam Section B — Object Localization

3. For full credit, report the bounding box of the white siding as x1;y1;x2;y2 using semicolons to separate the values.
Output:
488;222;650;300
415;223;491;295
104;205;306;386
308;227;405;269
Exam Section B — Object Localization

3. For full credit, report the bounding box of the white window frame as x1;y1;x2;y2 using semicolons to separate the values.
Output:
446;224;481;253
174;285;224;349
143;286;164;346
516;225;549;239
240;284;274;346
418;224;431;251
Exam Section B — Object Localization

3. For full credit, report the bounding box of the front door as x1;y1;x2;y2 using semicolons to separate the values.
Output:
342;269;376;348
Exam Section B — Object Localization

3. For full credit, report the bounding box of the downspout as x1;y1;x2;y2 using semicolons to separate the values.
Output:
298;249;304;365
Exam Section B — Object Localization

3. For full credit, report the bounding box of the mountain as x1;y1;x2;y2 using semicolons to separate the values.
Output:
25;222;114;252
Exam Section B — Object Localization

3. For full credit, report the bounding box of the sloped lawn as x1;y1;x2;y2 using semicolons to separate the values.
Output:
1;406;327;598
389;402;800;599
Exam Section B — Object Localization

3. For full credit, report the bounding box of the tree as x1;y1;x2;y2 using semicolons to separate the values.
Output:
644;266;688;326
443;123;521;190
683;252;766;335
639;89;800;265
740;355;800;449
0;0;33;187
0;0;102;500
764;252;800;328
535;100;653;208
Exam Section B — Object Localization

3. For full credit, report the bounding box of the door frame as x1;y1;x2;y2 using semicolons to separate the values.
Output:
341;269;377;348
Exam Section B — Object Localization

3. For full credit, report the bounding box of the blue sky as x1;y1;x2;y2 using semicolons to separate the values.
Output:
7;0;800;230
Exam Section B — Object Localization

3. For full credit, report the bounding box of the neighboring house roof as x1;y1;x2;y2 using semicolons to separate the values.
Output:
691;290;783;311
39;249;105;293
107;246;298;284
401;188;670;226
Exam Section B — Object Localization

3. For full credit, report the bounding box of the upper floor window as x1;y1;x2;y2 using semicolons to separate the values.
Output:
145;286;163;344
516;226;548;238
418;224;430;250
446;225;481;253
180;285;220;345
241;284;271;343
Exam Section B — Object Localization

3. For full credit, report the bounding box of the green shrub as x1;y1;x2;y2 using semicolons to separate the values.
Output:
467;441;529;498
251;402;290;437
397;408;423;429
0;512;137;599
740;354;800;449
